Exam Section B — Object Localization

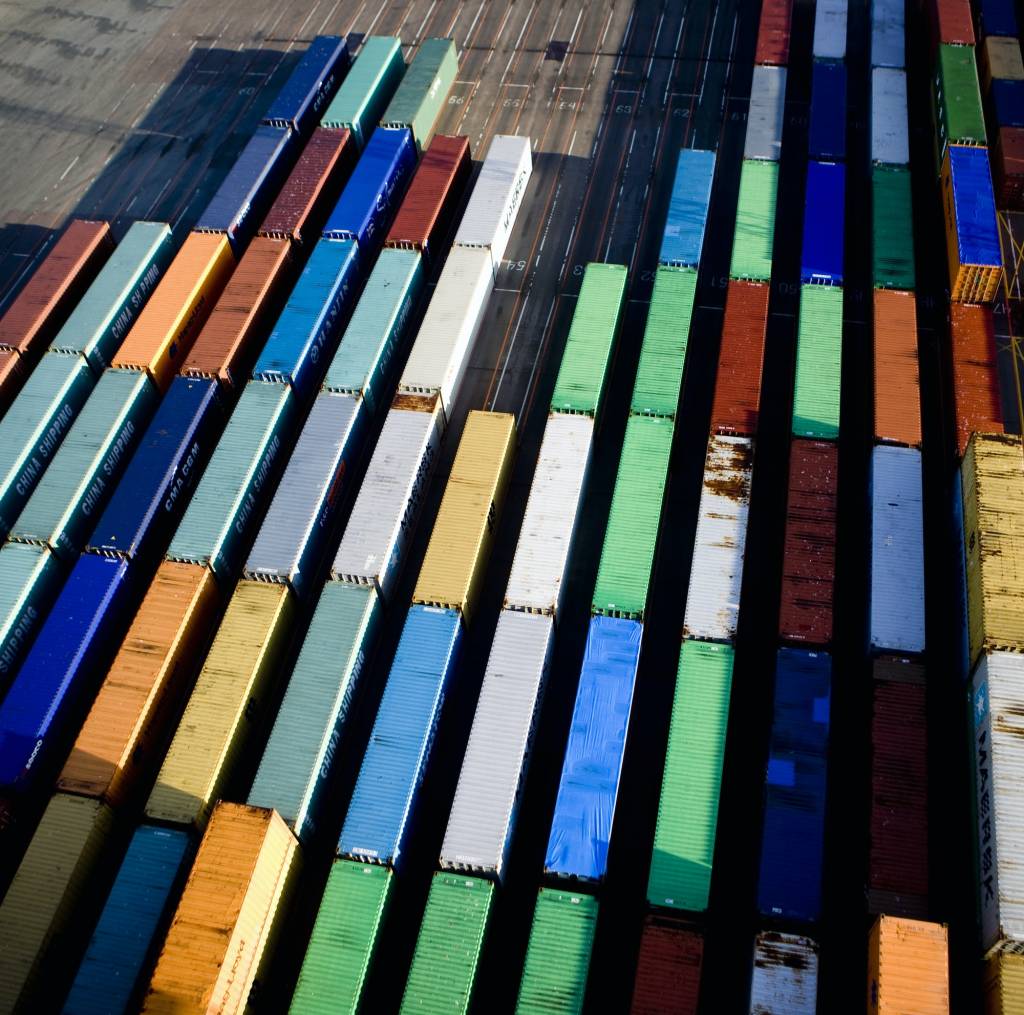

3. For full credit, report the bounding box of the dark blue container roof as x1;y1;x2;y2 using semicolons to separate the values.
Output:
262;36;350;137
800;160;846;284
658;148;716;268
992;78;1024;129
809;61;847;161
979;0;1019;38
949;145;1001;267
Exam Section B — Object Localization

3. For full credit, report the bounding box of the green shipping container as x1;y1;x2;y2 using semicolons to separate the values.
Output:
591;415;673;620
549;263;627;416
516;888;598;1014
289;860;392;1014
647;640;734;913
630;267;697;418
381;38;458;149
872;166;916;290
0;543;64;692
321;37;406;148
730;160;777;282
399;873;494;1014
933;43;986;151
792;285;842;440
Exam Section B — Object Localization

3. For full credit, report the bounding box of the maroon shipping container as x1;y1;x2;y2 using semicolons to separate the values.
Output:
630;915;703;1015
755;0;793;65
929;0;975;47
258;127;355;245
779;439;838;646
868;657;929;918
710;281;769;437
950;303;1003;458
0;219;112;358
993;126;1024;209
385;134;472;257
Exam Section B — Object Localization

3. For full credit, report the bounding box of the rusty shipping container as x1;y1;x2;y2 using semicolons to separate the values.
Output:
950;303;1003;458
709;281;769;438
867;916;949;1013
755;0;793;64
873;289;922;447
993;127;1024;209
630;915;702;1014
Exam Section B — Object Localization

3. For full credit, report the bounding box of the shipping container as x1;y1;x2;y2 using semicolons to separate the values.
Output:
871;0;904;68
779;441;838;646
981;37;1024;91
441;610;553;878
929;0;975;46
0;350;23;412
648;639;733;913
516;888;597;1014
591;415;673;620
400;873;493;1013
934;44;987;151
983;951;1024;1011
872;68;910;165
813;0;848;60
321;36;406;149
951;304;1003;456
978;0;1019;38
952;472;972;680
10;368;156;562
745;67;786;162
630;915;703;1015
49;221;173;373
793;285;842;439
873;167;916;290
549;263;628;415
381;38;458;148
0;543;63;690
757;648;831;923
659;149;716;268
143;803;297;1013
869;659;929;917
871;445;926;654
993;125;1024;208
111;232;235;391
730;160;778;281
386;134;471;255
252;238;361;403
868;916;949;1012
682;436;754;641
453;134;533;271
331;402;442;601
545;615;642;881
809;62;847;161
144;581;294;831
262;36;350;137
755;0;793;65
749;932;819;1013
710;281;769;437
873;289;921;446
338;604;462;868
801;160;845;284
992;79;1024;128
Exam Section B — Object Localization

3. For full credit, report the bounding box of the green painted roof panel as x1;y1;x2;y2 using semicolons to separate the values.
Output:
321;37;406;147
872;166;915;290
935;43;986;147
729;160;777;281
381;38;458;147
792;285;842;440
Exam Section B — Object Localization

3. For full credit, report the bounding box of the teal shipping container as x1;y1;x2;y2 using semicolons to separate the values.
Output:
321;37;406;149
0;543;64;692
381;38;458;149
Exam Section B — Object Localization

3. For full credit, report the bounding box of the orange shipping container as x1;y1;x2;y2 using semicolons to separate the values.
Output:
112;232;235;392
873;289;922;447
143;803;298;1014
0;348;23;414
867;916;949;1013
950;303;1004;458
58;562;223;810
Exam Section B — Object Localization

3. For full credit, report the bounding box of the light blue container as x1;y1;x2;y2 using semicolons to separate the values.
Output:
658;149;716;268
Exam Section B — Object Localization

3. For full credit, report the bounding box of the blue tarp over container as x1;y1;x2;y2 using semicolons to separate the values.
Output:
948;144;1001;267
800;160;846;284
338;605;462;870
757;647;831;923
262;36;350;137
979;0;1018;37
658;148;716;268
252;238;361;404
544;615;642;882
992;78;1024;129
322;127;417;248
809;61;847;160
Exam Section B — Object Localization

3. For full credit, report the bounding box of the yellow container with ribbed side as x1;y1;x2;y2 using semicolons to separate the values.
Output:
413;410;515;625
985;952;1024;1013
145;581;294;831
867;915;949;1013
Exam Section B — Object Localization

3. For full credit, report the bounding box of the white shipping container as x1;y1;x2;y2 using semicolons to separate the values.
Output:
398;246;493;422
870;445;925;654
440;610;553;880
745;66;786;162
504;413;594;616
871;68;909;166
331;404;442;602
813;0;848;60
871;0;904;68
749;932;819;1013
972;652;1024;956
682;436;753;642
453;134;532;272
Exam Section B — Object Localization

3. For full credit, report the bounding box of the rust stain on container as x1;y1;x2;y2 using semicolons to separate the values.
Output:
710;281;769;438
873;289;921;447
391;391;440;413
950;303;1003;458
703;439;754;500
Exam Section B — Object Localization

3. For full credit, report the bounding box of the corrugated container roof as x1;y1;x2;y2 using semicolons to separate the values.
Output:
979;0;1019;38
380;37;458;146
868;916;949;1012
0;542;62;691
983;952;1024;1012
871;0;904;68
931;0;974;44
935;44;987;146
993;80;1024;130
809;61;847;161
730;160;777;281
982;37;1024;87
951;304;1003;457
812;0;848;59
262;36;349;135
749;932;819;1013
755;0;793;64
873;167;915;289
631;916;702;1014
745;67;786;162
872;68;910;166
659;149;715;268
944;141;1001;300
873;289;921;446
320;36;405;146
993;125;1024;209
793;284;842;439
710;280;769;436
801;160;845;284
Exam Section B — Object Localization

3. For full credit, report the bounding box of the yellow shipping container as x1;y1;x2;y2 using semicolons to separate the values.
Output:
0;794;116;1011
145;581;294;831
413;410;515;624
867;915;949;1013
985;952;1024;1013
962;433;1024;669
982;37;1024;91
144;803;298;1014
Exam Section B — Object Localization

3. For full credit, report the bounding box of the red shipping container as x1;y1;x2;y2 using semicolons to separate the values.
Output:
950;303;1003;458
868;657;929;918
993;126;1024;209
874;289;922;447
710;281;769;437
929;0;975;47
755;0;793;65
630;915;702;1014
258;127;355;245
386;134;472;257
779;439;838;646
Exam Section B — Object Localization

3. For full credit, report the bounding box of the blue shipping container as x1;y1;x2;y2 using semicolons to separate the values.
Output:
65;824;193;1015
544;615;643;883
979;0;1018;37
948;145;1001;267
262;36;350;137
338;605;462;869
757;647;831;923
658;149;716;268
86;377;224;561
322;127;417;248
809;61;847;160
252;238;361;403
195;125;296;251
801;160;846;284
992;78;1024;129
